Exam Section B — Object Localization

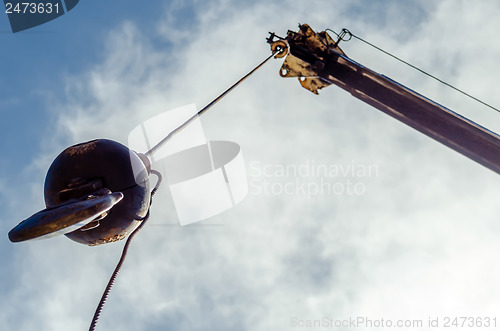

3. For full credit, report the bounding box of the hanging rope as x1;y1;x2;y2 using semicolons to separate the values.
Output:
327;28;500;115
88;48;280;330
145;50;280;158
88;170;162;331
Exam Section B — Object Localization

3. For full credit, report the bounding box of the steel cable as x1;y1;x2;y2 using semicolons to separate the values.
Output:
88;170;162;331
327;28;500;115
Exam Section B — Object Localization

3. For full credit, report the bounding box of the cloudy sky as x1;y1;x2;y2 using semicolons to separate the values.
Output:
1;1;500;330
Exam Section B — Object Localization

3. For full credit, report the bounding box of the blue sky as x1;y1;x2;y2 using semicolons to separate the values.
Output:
0;1;166;165
1;1;500;330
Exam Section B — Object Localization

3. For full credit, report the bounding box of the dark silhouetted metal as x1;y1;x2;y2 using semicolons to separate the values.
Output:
44;139;151;246
269;24;500;175
8;191;124;242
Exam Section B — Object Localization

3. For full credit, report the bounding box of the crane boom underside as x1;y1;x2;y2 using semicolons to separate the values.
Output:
269;24;500;175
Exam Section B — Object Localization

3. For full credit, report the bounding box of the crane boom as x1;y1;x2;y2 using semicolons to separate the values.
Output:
269;24;500;175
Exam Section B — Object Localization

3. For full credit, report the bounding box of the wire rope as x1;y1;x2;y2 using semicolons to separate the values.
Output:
88;170;162;331
327;28;500;115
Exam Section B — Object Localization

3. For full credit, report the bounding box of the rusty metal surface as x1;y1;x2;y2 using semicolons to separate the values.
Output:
8;192;124;242
270;24;500;175
270;39;289;58
269;24;345;94
58;178;104;202
44;139;151;246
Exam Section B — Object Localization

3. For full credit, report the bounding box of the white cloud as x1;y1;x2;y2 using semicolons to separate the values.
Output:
3;1;500;330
